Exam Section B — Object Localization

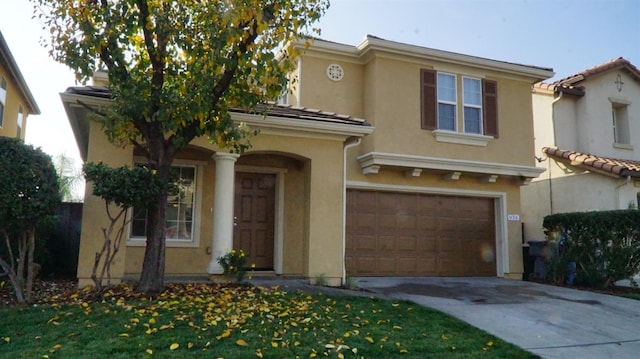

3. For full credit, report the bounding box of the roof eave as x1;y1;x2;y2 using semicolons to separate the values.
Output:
0;32;40;114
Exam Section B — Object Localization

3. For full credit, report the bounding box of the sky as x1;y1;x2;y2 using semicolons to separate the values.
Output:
0;0;638;190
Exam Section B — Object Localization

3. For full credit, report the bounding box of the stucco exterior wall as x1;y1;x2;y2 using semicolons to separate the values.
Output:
77;121;133;287
566;72;640;158
124;131;347;284
0;66;29;139
298;53;539;167
524;69;640;243
345;146;526;278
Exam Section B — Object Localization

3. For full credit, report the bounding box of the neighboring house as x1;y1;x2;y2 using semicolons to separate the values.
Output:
0;31;40;139
63;36;553;287
522;58;640;242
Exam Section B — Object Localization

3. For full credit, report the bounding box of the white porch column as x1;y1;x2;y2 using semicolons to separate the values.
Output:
207;152;240;274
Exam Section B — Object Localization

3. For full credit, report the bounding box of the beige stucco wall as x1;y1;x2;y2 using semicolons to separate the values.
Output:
345;146;526;278
295;47;546;279
298;53;539;167
570;72;640;158
77;120;133;287
83;127;349;286
0;66;30;139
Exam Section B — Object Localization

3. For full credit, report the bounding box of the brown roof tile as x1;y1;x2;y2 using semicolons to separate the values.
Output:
543;147;640;178
65;86;370;127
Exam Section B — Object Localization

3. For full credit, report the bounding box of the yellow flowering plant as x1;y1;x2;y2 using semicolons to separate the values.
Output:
217;249;247;282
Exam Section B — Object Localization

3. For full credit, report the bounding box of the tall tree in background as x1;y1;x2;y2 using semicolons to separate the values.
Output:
33;0;328;293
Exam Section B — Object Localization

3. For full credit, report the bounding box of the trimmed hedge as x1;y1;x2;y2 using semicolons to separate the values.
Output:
543;210;640;288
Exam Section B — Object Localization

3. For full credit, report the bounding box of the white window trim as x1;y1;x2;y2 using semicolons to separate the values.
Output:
127;159;205;248
432;129;493;146
0;76;7;129
462;76;483;134
437;72;457;131
16;106;23;138
610;99;631;146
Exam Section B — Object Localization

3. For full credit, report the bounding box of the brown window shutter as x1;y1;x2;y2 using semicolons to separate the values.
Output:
421;69;437;130
482;79;498;137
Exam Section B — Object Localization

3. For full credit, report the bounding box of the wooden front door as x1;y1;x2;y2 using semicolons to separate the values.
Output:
234;172;276;270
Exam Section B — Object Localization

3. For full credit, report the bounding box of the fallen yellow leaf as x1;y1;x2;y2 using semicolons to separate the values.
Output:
148;318;156;324
236;339;248;347
145;349;153;355
364;337;374;344
118;333;129;337
400;349;408;353
169;343;179;350
2;337;9;343
487;341;494;346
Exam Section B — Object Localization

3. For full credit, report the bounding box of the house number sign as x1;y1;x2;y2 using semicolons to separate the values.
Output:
507;214;520;221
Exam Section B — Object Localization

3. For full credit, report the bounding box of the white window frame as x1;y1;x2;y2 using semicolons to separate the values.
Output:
16;106;23;138
612;102;630;145
0;77;7;128
127;159;205;248
436;72;457;131
462;76;483;134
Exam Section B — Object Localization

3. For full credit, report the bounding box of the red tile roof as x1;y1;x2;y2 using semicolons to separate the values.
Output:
555;57;640;86
534;58;639;97
543;147;640;178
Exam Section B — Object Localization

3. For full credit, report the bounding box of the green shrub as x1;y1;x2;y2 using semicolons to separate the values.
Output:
543;210;640;288
217;249;247;282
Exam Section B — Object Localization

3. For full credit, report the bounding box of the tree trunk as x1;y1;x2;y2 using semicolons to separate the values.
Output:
136;165;170;294
25;229;35;303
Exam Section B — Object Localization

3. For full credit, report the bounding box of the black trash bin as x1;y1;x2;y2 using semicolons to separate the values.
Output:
527;240;547;279
522;244;535;281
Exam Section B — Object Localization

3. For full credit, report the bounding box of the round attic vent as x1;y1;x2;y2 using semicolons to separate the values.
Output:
326;63;344;81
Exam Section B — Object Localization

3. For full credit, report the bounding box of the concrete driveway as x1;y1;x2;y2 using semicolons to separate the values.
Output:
354;277;640;359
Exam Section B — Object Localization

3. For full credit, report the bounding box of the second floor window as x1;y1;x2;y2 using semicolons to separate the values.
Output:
463;77;482;134
612;102;630;145
0;77;7;128
421;69;498;137
437;73;457;131
16;106;23;138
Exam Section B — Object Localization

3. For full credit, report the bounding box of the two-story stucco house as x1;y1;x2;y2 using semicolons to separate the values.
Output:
0;31;40;139
64;36;553;287
522;58;640;242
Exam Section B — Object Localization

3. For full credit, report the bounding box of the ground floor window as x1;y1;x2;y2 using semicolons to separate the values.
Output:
130;165;196;242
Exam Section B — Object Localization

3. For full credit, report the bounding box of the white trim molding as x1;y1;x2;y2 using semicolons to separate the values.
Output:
232;112;374;141
357;151;545;180
432;130;493;146
346;181;509;277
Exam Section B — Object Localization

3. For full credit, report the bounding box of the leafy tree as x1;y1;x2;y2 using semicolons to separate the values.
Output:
0;137;61;303
33;0;328;293
83;162;163;291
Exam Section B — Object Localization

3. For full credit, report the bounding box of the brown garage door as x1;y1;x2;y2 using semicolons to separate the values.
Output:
346;190;496;276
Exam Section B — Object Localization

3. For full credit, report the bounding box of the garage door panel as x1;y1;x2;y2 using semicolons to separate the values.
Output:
397;236;417;251
346;189;496;277
350;235;376;251
417;236;436;251
378;236;395;250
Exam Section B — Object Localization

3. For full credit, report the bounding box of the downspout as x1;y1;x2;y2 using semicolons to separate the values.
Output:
548;91;564;214
342;137;361;285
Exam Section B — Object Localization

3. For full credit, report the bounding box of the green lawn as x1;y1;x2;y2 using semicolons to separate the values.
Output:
0;283;538;358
